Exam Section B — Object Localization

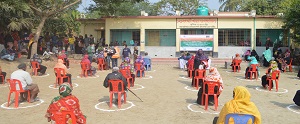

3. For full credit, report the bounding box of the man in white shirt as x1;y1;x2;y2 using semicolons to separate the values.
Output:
11;63;40;102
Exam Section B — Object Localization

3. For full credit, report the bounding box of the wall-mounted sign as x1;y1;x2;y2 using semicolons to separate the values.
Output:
177;19;217;29
180;35;213;51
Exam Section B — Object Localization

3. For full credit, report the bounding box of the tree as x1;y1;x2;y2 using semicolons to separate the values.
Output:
0;0;34;32
282;0;300;44
219;0;243;12
26;0;81;57
89;0;144;16
239;0;284;15
153;0;207;16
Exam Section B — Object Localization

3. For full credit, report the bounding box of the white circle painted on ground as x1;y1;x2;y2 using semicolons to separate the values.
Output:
287;104;300;114
1;99;44;110
49;83;79;89
130;84;145;91
184;86;198;92
187;103;222;114
141;75;153;79
291;77;300;81
179;76;191;80
237;77;261;81
146;70;156;72
225;70;243;74
255;87;288;93
33;73;50;77
0;84;8;88
76;75;100;79
94;101;135;112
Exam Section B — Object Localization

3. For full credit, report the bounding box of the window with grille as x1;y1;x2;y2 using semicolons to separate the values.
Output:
256;29;287;47
218;29;251;46
110;29;140;46
180;29;213;35
145;29;176;46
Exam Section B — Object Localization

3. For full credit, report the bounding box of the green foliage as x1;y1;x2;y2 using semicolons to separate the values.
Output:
154;0;207;15
239;0;284;15
0;0;34;32
219;0;243;12
89;0;145;16
282;0;300;44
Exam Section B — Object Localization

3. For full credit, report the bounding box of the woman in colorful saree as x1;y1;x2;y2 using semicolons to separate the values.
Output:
216;86;261;124
45;83;86;124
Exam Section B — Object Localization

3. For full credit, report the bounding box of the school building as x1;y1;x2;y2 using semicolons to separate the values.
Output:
77;12;289;58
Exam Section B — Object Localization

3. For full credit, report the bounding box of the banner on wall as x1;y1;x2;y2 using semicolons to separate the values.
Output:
180;35;213;51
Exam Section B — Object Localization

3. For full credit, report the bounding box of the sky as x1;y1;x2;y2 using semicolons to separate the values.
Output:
77;0;221;13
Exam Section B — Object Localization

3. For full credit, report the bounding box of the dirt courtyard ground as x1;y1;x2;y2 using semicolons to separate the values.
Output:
0;58;300;124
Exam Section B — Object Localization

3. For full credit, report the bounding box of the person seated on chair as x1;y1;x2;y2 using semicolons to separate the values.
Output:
196;67;223;105
0;42;16;61
120;57;135;86
262;47;272;67
81;54;96;76
45;83;86;124
41;48;53;61
143;52;152;70
95;50;105;64
58;50;69;68
215;86;261;124
11;63;40;102
178;52;187;70
230;53;242;71
293;90;300;106
103;67;128;103
134;55;145;77
245;55;259;79
0;66;7;84
251;49;260;61
276;54;287;72
261;61;279;89
54;59;72;85
283;49;291;65
30;54;47;76
192;49;208;86
243;49;251;61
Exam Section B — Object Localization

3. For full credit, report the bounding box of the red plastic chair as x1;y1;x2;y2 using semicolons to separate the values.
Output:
246;64;258;80
54;68;70;88
108;79;126;109
193;69;206;90
98;58;105;70
201;81;220;111
80;62;90;77
119;69;133;89
232;59;242;72
7;79;31;108
285;58;293;72
135;62;145;78
31;61;40;76
50;110;77;124
267;70;280;92
187;62;194;78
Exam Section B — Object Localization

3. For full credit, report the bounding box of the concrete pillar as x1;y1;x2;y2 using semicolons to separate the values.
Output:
105;25;110;45
213;29;218;58
140;28;145;55
176;29;181;57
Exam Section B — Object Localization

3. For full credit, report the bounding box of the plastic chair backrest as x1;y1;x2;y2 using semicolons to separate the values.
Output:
233;59;242;66
8;79;25;92
31;61;40;69
50;110;77;124
143;58;151;65
54;68;67;77
250;64;257;71
80;62;89;70
135;62;143;70
98;58;105;64
108;79;124;92
195;69;205;78
225;113;255;124
270;70;280;80
188;62;194;70
119;69;131;78
203;81;220;95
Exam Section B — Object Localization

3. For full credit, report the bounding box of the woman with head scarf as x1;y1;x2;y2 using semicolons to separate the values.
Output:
81;54;96;76
261;61;279;89
58;50;70;68
216;86;261;124
134;55;145;77
263;47;272;67
120;57;135;86
196;67;223;105
192;49;209;86
245;55;260;79
244;49;251;61
45;83;86;124
30;53;47;76
231;53;242;71
251;50;260;61
276;54;287;72
284;49;291;64
54;59;72;85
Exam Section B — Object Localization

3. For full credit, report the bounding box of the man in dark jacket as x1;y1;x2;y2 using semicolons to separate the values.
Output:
293;90;300;106
103;67;128;102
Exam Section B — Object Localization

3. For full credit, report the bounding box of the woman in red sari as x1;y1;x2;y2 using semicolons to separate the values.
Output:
45;83;86;124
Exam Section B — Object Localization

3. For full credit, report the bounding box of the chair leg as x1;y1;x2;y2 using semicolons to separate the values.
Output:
15;92;19;108
268;80;272;91
123;92;126;104
118;92;121;109
201;94;205;106
27;91;31;102
109;93;113;108
195;79;199;90
205;94;208;110
7;92;11;107
276;80;278;92
214;94;218;111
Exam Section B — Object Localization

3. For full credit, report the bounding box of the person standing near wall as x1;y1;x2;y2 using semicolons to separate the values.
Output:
111;44;120;68
68;35;75;54
122;44;131;61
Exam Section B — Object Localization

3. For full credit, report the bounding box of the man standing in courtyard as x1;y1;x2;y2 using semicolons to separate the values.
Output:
122;44;131;61
11;63;40;102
